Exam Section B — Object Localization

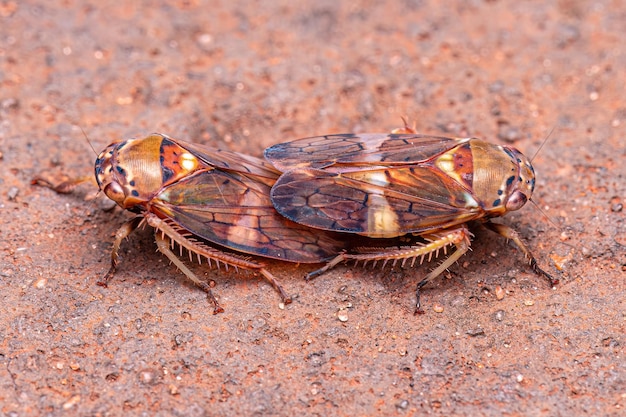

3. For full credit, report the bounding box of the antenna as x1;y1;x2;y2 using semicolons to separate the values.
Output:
529;198;560;230
528;125;560;231
80;126;99;156
531;126;555;162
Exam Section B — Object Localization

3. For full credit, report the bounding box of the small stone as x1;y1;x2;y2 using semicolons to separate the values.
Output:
495;285;505;300
138;369;159;385
7;186;19;201
494;310;505;321
337;310;348;322
396;400;409;410
62;396;80;410
467;328;485;337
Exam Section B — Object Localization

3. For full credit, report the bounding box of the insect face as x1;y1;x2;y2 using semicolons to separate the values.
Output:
501;146;536;211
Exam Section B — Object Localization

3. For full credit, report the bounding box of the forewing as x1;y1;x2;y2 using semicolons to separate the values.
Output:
270;166;484;237
265;133;461;171
174;138;280;182
153;168;343;262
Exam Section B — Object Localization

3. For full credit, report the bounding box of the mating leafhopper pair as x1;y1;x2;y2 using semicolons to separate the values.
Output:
36;130;556;313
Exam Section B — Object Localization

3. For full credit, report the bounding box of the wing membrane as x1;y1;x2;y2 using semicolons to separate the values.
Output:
153;168;343;262
175;138;280;182
271;166;484;236
265;133;462;171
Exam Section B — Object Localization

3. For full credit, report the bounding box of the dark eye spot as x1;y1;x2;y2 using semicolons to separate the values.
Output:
131;190;139;197
506;176;515;186
129;180;135;186
493;198;501;207
497;189;503;195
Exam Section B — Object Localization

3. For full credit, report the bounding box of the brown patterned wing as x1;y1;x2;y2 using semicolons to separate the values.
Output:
174;137;281;183
152;167;344;262
270;166;485;237
265;133;461;171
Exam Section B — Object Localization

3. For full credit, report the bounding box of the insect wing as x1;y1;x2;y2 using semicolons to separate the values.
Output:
152;167;343;263
270;165;483;237
174;138;280;183
264;133;460;171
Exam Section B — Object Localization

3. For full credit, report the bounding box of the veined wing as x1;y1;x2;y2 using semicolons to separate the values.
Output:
265;133;464;172
174;137;281;182
153;167;344;262
270;166;485;238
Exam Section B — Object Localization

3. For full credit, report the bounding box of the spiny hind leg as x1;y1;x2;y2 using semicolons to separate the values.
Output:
147;214;291;312
306;227;469;281
413;227;471;314
481;220;558;287
414;227;472;314
307;225;472;314
154;232;224;314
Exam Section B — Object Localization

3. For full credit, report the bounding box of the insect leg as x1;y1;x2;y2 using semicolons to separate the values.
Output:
257;269;292;306
153;232;224;314
97;216;143;288
481;221;558;287
306;254;349;281
414;227;472;314
145;214;292;309
307;226;472;314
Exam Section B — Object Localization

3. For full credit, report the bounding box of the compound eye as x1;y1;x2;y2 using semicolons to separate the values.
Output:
103;181;126;204
505;190;528;211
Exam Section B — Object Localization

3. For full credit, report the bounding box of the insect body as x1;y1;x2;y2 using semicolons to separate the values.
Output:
93;133;347;313
265;133;557;312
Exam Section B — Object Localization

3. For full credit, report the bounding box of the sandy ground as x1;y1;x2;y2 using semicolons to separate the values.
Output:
0;0;624;415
